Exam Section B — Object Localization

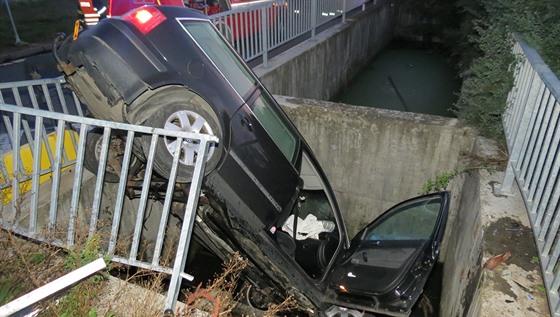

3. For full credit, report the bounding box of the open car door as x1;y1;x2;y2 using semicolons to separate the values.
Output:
327;192;449;316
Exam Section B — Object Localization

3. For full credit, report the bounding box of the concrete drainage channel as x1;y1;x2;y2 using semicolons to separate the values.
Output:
0;82;550;315
277;96;550;316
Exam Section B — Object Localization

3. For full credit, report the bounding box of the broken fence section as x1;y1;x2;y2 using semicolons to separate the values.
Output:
0;77;219;312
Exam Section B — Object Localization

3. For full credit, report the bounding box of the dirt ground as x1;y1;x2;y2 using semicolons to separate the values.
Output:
478;169;550;316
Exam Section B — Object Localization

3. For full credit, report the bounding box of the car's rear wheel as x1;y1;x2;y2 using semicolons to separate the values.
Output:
141;90;222;183
84;128;143;183
243;283;270;310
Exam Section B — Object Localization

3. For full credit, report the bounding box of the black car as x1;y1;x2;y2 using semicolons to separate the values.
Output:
56;5;449;316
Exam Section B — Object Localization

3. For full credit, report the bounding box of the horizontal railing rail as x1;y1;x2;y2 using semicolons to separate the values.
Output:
501;35;560;316
0;76;85;191
0;78;219;312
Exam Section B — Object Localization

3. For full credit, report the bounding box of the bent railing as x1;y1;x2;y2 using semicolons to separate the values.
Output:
0;77;219;312
501;36;560;316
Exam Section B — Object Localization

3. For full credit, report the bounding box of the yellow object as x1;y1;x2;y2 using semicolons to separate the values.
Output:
73;19;81;40
1;130;78;205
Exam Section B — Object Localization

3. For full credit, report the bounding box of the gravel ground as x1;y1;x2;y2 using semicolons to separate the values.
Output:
478;168;550;317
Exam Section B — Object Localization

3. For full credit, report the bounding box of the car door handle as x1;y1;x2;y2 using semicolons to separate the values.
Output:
431;241;440;260
362;251;368;263
240;117;253;132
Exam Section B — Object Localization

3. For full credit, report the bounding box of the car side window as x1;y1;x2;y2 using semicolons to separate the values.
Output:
180;20;257;98
251;94;297;162
364;197;442;241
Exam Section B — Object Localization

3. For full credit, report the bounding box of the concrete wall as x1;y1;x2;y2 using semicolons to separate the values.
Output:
277;96;476;237
253;0;398;101
440;171;484;317
278;97;486;316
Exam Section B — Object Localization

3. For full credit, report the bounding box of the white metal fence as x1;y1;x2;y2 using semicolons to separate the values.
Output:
0;77;219;313
501;35;560;316
211;0;371;64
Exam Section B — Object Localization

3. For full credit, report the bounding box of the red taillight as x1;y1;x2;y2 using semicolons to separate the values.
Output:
123;6;167;35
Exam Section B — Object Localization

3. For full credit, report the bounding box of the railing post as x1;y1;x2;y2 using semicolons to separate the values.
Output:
342;0;347;23
10;112;21;227
311;0;317;39
261;6;269;67
498;162;517;195
165;139;210;310
2;0;24;45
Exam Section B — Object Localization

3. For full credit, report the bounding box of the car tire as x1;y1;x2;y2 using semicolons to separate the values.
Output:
141;89;222;183
243;284;269;311
84;128;143;183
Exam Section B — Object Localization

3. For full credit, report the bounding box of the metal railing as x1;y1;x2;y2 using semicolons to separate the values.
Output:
211;0;371;65
0;77;219;312
500;35;560;316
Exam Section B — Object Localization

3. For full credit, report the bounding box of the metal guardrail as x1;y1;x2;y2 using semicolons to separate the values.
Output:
0;77;219;312
500;35;560;316
211;0;370;65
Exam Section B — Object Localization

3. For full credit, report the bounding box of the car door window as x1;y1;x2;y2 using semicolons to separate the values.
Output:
364;197;441;242
251;94;297;162
328;192;449;313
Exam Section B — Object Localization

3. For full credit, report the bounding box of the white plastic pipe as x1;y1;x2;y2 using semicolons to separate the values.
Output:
0;258;106;316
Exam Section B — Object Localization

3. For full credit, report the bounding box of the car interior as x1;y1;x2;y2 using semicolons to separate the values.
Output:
276;150;340;278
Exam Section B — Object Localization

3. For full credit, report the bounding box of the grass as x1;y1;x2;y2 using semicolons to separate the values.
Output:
0;229;301;316
0;0;77;54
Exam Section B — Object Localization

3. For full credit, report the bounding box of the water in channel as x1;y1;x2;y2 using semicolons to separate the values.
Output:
335;46;461;117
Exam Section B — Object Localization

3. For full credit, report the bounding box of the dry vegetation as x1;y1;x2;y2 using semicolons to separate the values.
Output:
0;230;300;317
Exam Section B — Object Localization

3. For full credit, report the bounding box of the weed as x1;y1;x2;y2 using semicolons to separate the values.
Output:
420;152;506;194
263;294;299;317
421;168;460;194
178;253;247;316
1;229;308;317
64;233;107;270
0;275;26;305
41;234;110;317
533;284;546;293
0;230;65;306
